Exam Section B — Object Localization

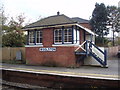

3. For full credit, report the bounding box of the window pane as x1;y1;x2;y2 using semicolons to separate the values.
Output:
54;29;62;43
55;37;58;40
59;37;62;42
40;31;42;36
37;38;39;43
59;31;62;36
36;30;42;43
37;31;39;36
64;28;72;43
68;29;72;34
64;29;67;35
29;31;34;43
40;38;42;43
54;28;73;44
68;36;72;42
55;30;57;36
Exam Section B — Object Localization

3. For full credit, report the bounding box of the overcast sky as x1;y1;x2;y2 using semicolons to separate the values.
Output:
1;0;119;37
1;0;119;24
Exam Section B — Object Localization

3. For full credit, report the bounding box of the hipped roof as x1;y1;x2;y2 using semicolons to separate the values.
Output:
23;14;97;35
24;14;89;29
71;17;89;23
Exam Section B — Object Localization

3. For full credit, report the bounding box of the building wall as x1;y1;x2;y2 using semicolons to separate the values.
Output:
80;29;84;44
25;23;93;67
80;23;91;30
43;28;53;47
80;23;95;43
26;27;84;67
26;46;80;67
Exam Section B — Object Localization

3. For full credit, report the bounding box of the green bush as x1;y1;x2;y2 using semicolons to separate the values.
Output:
95;37;109;46
2;32;26;47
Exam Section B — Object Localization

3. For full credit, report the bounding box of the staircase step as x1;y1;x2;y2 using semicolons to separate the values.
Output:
75;51;86;55
87;41;107;67
92;52;102;60
90;52;105;65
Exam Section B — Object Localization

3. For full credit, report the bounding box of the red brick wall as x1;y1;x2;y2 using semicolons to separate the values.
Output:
80;23;91;30
26;46;80;67
80;29;84;44
26;28;83;67
25;23;93;67
43;28;53;47
79;23;92;44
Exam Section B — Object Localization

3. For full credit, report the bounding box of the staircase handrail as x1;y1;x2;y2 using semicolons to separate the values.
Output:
89;41;104;54
75;41;86;52
88;41;107;67
74;40;107;67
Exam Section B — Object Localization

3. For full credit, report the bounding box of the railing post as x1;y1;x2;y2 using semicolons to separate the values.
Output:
89;41;92;52
86;40;88;56
104;50;107;66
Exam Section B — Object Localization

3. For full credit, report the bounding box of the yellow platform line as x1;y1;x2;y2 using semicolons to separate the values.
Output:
0;65;119;79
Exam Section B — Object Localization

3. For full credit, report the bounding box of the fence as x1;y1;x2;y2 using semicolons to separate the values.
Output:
106;46;119;59
2;47;25;62
1;46;119;62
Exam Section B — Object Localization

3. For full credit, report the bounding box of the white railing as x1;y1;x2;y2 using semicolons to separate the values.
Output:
75;41;87;52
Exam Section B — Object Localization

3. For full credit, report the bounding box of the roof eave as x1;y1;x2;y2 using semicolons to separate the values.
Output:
22;22;77;30
22;23;98;36
76;24;98;36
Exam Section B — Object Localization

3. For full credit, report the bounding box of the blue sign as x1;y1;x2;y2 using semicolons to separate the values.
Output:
39;48;56;52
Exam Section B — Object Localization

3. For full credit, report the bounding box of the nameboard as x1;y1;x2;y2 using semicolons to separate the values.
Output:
39;48;56;52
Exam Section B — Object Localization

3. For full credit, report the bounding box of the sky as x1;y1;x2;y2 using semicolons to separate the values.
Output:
1;0;120;37
1;0;119;23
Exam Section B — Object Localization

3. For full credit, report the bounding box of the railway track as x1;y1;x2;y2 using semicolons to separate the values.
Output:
1;79;55;90
1;69;120;89
2;84;29;90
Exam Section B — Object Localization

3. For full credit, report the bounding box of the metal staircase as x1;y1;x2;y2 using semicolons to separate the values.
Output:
75;40;107;67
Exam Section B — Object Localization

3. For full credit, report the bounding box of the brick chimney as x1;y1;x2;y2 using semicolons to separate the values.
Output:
57;11;60;15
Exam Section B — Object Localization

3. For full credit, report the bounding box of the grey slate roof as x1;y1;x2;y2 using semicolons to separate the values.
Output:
24;14;89;28
71;17;89;23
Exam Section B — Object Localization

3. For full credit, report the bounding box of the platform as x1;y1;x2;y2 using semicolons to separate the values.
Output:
0;60;119;80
